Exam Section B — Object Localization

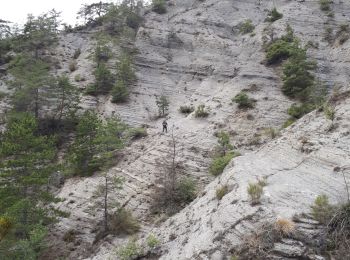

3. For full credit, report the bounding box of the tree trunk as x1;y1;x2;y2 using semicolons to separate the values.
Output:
34;87;39;119
104;176;108;232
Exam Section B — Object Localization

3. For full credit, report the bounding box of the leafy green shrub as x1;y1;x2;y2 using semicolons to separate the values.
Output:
247;182;264;205
282;118;296;128
239;19;255;34
266;39;298;65
195;104;209;118
311;194;334;224
94;42;112;63
126;12;143;30
152;0;167;14
209;153;234;176
338;33;350;45
216;185;228;200
232;92;255;109
175;177;197;203
336;24;350;45
128;127;147;140
266;8;283;22
324;27;334;43
151;177;197;215
110;208;140;235
117;238;142;260
146;234;160;249
319;0;331;11
306;40;319;49
287;103;315;119
111;80;129;103
179;105;194;114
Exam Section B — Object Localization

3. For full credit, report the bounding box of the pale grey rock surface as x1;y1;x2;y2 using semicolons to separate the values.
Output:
34;0;350;259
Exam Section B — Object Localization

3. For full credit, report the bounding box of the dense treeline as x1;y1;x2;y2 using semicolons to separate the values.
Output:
0;1;143;258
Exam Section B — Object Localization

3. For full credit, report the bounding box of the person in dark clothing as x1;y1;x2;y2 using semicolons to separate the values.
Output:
162;120;168;133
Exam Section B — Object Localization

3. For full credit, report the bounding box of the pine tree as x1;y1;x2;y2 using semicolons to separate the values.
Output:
156;95;169;117
112;80;129;103
67;112;125;176
0;113;56;257
9;55;51;118
19;10;60;58
52;76;80;122
117;53;136;85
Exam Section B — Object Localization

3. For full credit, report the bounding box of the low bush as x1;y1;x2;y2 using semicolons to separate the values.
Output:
282;117;296;128
216;131;234;156
323;103;335;120
111;80;129;103
128;127;147;140
73;48;81;59
175;177;197;203
324;27;334;44
239;19;255;34
0;91;7;100
209;153;234;176
275;218;295;235
179;105;194;114
287;103;315;119
0;216;13;240
69;61;77;72
146;234;160;249
311;194;334;224
63;229;76;243
232;92;255;109
264;127;279;139
309;194;350;257
126;12;143;30
266;39;298;65
94;43;112;63
116;238;142;260
319;0;331;12
266;8;283;22
216;185;229;200
194;104;209;118
152;0;167;14
336;24;350;45
151;177;197;215
247;182;264;205
109;208;140;235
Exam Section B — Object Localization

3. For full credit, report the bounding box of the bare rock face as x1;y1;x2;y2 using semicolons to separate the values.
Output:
148;97;350;259
43;0;350;259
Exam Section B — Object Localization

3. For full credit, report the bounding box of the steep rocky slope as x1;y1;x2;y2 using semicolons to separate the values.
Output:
35;0;350;259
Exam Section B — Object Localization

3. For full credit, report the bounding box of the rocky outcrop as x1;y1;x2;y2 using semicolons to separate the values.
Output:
146;95;350;259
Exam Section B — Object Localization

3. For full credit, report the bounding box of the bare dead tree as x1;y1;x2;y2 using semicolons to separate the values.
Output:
94;173;124;233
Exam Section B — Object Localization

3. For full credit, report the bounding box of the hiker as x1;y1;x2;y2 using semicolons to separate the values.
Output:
162;120;168;133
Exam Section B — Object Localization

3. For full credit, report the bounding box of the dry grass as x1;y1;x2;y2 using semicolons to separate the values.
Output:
275;218;295;235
